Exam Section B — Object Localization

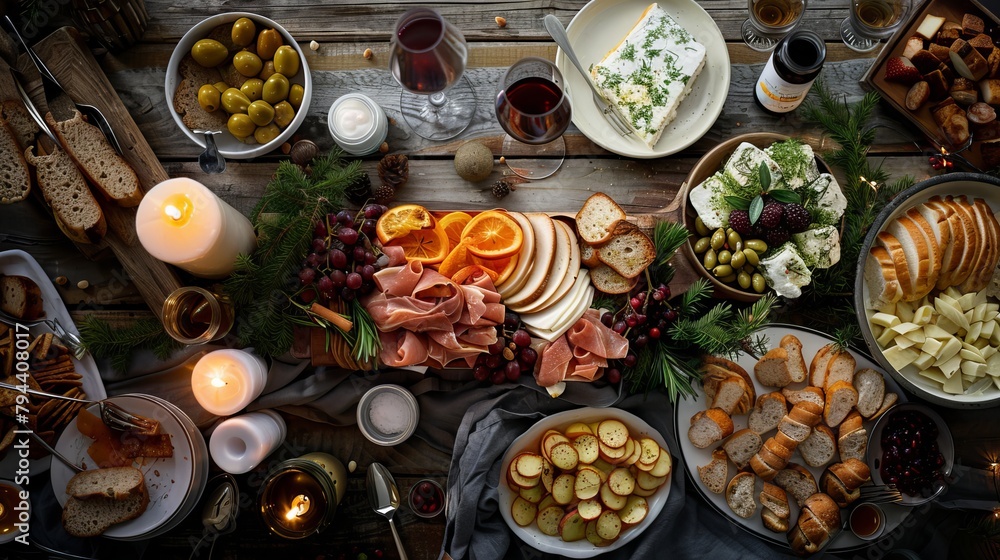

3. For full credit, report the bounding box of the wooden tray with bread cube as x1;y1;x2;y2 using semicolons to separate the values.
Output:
498;407;672;558
856;176;1000;407
675;324;915;554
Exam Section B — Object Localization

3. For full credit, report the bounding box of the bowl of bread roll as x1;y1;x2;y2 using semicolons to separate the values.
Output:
166;13;312;159
855;172;1000;408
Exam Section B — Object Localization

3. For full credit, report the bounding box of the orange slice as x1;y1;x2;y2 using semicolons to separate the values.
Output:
451;264;499;285
386;223;449;264
376;204;435;244
437;241;471;279
471;254;518;286
438;211;473;251
461;210;523;259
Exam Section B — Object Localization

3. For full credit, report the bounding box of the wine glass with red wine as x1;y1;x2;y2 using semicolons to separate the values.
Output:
495;57;571;179
388;8;475;141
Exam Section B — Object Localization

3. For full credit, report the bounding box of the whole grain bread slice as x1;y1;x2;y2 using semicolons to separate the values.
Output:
748;392;787;435
596;220;656;279
726;472;757;519
0;119;30;204
723;428;763;470
799;425;836;468
589;263;639;294
24;145;106;244
46;110;141;207
62;482;148;538
1;275;43;320
575;192;627;245
66;466;145;500
754;347;793;387
1;100;40;149
698;448;728;494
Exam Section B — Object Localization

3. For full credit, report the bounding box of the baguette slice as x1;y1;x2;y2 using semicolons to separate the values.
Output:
754;347;793;387
943;195;980;288
962;197;1000;292
854;368;886;418
809;344;837;388
875;231;918;302
723;428;763;470
62;483;149;538
698;448;728;494
865;245;904;309
788;493;841;555
47;110;141;207
781;335;808;383
1;275;43;320
830;457;872;489
66;466;145;500
725;472;757;519
781;386;825;408
870;392;899;421
824;381;859;428
787;400;824;427
575;192;627;245
25;145;107;244
688;408;734;449
748;392;787;435
924;196;963;288
773;463;818;506
777;414;812;443
760;482;789;533
838;411;868;462
799;425;836;468
823;350;857;392
596;220;656;279
712;377;749;416
0;119;30;204
820;468;859;508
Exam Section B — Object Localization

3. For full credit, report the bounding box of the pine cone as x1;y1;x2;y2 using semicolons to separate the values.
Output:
492;179;514;199
345;171;373;205
373;184;395;203
377;154;409;189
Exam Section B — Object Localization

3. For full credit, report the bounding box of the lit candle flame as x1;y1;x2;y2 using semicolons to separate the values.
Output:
284;494;310;520
211;376;226;388
165;204;183;221
941;146;949;156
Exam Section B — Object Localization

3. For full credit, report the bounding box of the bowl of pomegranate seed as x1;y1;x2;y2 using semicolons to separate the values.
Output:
867;402;954;506
408;478;445;519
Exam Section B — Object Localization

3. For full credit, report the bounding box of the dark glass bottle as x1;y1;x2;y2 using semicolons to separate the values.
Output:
754;30;826;115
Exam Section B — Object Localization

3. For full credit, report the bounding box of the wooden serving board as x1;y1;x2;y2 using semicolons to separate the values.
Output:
15;27;182;318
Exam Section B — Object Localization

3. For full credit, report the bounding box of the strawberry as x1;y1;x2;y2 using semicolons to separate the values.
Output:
884;56;922;85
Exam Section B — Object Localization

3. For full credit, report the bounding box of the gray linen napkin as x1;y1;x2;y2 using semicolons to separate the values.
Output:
441;386;798;560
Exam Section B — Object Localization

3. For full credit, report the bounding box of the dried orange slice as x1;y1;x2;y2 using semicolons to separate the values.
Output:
460;210;523;259
376;204;435;244
385;223;449;264
450;264;499;285
471;254;518;286
436;241;471;279
438;211;473;251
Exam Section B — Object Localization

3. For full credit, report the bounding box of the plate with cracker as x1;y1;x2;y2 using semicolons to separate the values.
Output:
0;250;104;475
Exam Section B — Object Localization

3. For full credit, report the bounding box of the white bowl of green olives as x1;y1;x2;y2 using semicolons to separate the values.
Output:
166;12;312;159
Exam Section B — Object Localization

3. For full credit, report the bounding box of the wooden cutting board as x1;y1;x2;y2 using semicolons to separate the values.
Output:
16;27;182;318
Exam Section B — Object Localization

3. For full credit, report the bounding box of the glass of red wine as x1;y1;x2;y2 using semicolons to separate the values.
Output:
495;57;571;179
388;8;476;141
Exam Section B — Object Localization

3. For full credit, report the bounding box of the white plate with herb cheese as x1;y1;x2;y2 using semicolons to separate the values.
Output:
556;0;729;158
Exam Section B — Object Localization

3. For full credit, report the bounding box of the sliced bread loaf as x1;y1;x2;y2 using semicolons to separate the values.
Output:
754;347;793;387
697;448;728;494
62;482;149;538
885;213;934;300
47;110;141;207
962;197;1000;292
781;386;825;408
924;196;963;289
781;335;808;383
0;119;30;204
596;220;656;279
854;368;886;418
865;245;903;310
1;275;43;320
65;466;145;500
943;195;980;288
799;425;836;468
824;380;859;428
723;428;763;470
1;100;40;149
777;414;812;443
712;377;750;416
809;343;837;388
725;472;757;519
875;231;917;303
870;392;899;421
688;408;734;449
24;145;107;244
903;207;943;293
589;263;638;294
748;392;787;435
773;463;818;507
575;192;626;245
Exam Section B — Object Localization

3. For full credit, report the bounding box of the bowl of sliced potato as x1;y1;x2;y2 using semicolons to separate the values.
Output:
855;172;1000;408
498;407;672;558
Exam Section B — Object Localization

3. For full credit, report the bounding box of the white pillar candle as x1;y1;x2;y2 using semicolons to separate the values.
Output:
210;410;286;474
191;349;268;416
135;178;257;278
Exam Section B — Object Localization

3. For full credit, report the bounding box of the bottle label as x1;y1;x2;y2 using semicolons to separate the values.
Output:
755;57;816;113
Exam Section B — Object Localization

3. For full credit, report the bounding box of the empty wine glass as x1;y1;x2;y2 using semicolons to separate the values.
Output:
841;0;910;53
741;0;806;52
495;57;571;179
388;8;476;140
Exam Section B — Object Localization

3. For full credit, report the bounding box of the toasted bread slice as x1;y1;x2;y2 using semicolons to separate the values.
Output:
755;347;793;388
62;482;149;538
723;428;763;470
1;275;43;320
854;368;886;418
726;472;757;519
799;425;836;468
688;408;734;449
748;392;787;435
698;448;728;494
66;466;145;501
576;192;627;245
596;221;656;279
25;145;107;244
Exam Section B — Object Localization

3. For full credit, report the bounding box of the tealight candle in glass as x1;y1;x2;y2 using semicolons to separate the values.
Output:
259;453;347;539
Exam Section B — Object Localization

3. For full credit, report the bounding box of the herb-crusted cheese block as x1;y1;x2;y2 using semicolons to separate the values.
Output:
792;226;841;269
764;140;820;190
759;243;812;298
804;174;848;226
591;3;706;148
688;174;734;230
721;143;784;197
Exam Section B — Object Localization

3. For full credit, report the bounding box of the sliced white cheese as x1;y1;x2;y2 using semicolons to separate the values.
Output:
791;225;841;269
877;326;898;347
966;322;984;344
921;337;944;358
934;337;964;366
912;351;937;370
944;370;965;394
524;283;595;342
913;305;935;326
939;354;963;378
521;270;591;330
896;301;915;323
960;347;986;364
918;367;948;385
883;345;919;370
923;324;952;339
893;335;916;349
871;312;901;328
962;360;987;377
890;322;921;335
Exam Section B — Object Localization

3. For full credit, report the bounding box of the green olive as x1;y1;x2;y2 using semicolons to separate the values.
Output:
703;248;717;270
256;28;283;60
743;248;759;266
262;73;290;104
241;78;264;101
743;264;755;275
738;271;752;290
745;239;768;253
191;39;229;68
254;123;281;144
233;50;263;77
730;250;746;269
718;273;737;283
258;61;276;81
213;81;229;93
734;240;743;252
693;237;711;254
247;100;275;126
710;229;726;251
727;231;741;249
288;84;304;109
717;250;732;265
273;45;300;76
272;101;295;128
752;273;767;293
227;113;255;138
221;88;251;113
231;17;256;47
695;217;710;237
197;84;221;112
713;265;734;278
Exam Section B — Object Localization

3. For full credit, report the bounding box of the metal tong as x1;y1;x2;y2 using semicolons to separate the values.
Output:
2;15;123;154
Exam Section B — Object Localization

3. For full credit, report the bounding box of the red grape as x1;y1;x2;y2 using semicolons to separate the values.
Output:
339;228;359;245
329;270;347;288
505;360;521;381
316;276;334;296
298;268;316;285
364;204;382;219
518;347;538;366
622;353;638;367
512;330;531;348
605;368;621;384
490;370;506;385
336;209;355;227
346;272;363;290
313;221;327;238
473;366;491;381
330;249;348;269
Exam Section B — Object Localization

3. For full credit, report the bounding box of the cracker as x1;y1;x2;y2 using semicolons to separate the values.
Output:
36;398;60;425
32;333;52;360
30;355;72;369
32;365;76;378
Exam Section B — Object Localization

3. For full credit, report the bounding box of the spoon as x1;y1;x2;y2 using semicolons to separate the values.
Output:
194;130;226;174
367;462;407;560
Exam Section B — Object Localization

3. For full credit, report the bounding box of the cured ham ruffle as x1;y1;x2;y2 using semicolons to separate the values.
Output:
535;309;629;387
364;260;504;368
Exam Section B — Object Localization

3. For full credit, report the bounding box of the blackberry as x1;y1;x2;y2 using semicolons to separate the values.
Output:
783;203;811;233
759;202;784;229
728;209;753;236
765;227;790;247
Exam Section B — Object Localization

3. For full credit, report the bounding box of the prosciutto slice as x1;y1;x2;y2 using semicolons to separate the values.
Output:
364;261;502;368
535;309;629;387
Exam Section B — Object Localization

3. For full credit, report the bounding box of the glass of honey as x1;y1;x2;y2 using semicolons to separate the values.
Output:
162;286;234;345
0;480;26;544
841;0;911;52
741;0;807;52
849;502;886;541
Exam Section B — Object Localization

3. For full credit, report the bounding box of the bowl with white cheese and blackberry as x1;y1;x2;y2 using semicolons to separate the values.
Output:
681;133;846;301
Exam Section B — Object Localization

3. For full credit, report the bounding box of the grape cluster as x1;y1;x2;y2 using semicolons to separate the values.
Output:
473;311;539;385
601;283;678;383
298;204;389;304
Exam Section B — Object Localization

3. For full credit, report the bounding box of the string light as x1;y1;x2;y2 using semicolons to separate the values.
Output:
859;175;879;192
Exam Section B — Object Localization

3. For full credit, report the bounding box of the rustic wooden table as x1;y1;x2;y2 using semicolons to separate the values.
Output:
3;0;1000;559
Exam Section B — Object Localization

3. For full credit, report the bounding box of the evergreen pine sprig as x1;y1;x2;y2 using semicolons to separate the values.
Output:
79;316;181;373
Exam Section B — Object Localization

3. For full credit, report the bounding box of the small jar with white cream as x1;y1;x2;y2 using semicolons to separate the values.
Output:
328;94;388;156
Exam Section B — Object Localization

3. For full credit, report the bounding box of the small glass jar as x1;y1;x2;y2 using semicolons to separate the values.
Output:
328;94;388;155
259;453;347;539
162;286;234;344
356;385;419;446
408;478;445;519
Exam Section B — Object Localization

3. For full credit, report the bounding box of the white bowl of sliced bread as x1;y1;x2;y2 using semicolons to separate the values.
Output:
855;173;1000;408
166;13;312;159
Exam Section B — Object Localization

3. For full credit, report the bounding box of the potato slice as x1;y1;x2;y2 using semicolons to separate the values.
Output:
508;457;540;488
598;419;629;448
559;510;587;542
519;484;544;504
649;447;673;478
586;519;614;547
608;467;636;496
536;505;564;535
596;510;623;540
552;473;576;505
537;494;556;512
565;422;594;438
515;452;544;479
637;470;667;491
541;458;554;493
512;496;538;527
542;431;571;460
598;440;628;463
574;466;602;500
600;482;628;510
619;495;649;526
623;438;643;467
550;442;580;471
577;498;604;521
572;434;600;465
638;438;660;466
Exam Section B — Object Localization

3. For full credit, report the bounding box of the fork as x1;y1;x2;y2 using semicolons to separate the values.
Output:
0;381;153;432
858;483;903;504
0;308;87;360
542;15;635;137
2;15;123;155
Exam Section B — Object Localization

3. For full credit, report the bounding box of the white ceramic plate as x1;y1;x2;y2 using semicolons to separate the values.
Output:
50;395;198;540
498;407;672;558
674;324;911;552
0;249;105;475
854;173;1000;408
555;0;729;158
